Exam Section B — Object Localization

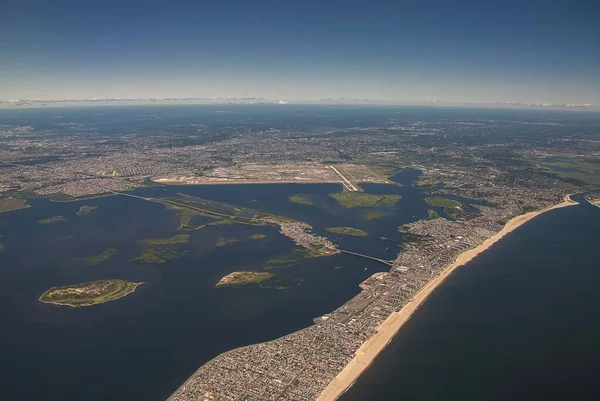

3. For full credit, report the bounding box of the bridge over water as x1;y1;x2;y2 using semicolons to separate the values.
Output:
337;249;394;267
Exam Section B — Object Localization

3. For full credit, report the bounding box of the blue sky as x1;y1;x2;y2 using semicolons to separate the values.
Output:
1;0;599;103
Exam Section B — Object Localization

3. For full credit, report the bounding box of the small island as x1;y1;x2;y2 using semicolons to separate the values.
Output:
425;196;463;209
326;227;368;237
425;197;464;219
77;248;118;265
140;234;190;246
0;244;4;252
330;192;401;208
131;234;190;263
289;194;314;206
76;205;98;216
414;174;441;188
249;233;267;240
259;276;303;290
264;246;337;270
39;279;143;307
215;237;240;247
215;271;274;287
0;197;30;214
39;216;66;224
364;210;390;220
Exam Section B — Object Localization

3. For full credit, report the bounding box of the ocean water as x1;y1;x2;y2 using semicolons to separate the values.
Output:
341;199;600;401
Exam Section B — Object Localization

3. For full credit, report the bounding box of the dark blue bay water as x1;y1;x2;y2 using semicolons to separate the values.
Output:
341;199;600;401
0;182;436;401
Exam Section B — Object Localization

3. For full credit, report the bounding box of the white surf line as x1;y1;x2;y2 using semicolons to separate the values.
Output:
330;166;358;191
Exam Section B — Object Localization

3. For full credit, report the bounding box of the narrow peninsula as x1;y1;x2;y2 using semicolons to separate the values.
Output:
39;279;143;307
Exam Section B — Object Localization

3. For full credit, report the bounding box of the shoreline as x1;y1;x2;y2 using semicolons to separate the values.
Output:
154;178;348;186
317;194;577;401
0;204;31;214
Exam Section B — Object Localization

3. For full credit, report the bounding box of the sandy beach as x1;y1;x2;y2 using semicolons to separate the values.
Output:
317;194;577;401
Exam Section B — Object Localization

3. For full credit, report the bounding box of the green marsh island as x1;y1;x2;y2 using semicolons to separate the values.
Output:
76;205;98;216
414;174;442;188
216;271;303;290
131;234;189;263
289;194;314;206
264;246;337;270
326;227;368;237
215;237;240;247
39;279;143;307
425;197;464;219
0;244;4;252
363;210;390;220
216;271;274;287
39;216;66;224
76;248;118;265
329;192;401;208
0;198;30;214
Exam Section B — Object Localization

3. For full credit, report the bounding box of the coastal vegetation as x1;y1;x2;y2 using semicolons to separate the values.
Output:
158;194;296;229
215;271;274;287
76;205;98;216
426;209;440;220
425;197;463;209
264;246;336;270
289;194;314;206
326;227;368;237
264;252;305;269
131;247;187;263
329;192;401;208
537;157;600;186
76;248;118;265
39;279;142;307
132;234;189;263
140;234;189;246
165;203;207;230
39;216;66;224
414;174;441;188
215;237;240;247
0;197;30;214
425;197;464;219
259;276;303;290
363;210;390;220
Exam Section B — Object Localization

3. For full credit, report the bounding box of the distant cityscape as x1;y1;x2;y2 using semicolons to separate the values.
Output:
1;98;599;110
1;105;598;400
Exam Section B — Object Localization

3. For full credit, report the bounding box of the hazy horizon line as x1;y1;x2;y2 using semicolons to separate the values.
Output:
1;97;599;111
